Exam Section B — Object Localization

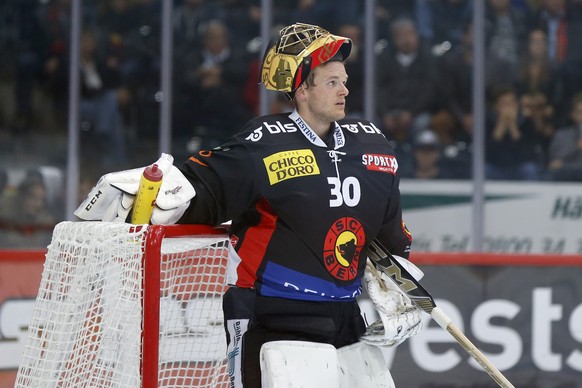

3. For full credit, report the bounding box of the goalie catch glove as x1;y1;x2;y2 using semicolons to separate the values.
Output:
74;153;196;224
361;258;423;347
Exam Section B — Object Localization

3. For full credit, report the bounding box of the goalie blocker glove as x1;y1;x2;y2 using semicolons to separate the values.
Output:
74;153;196;224
361;258;423;347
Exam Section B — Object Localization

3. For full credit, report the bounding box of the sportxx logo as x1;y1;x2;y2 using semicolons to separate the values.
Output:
323;217;365;281
263;149;320;185
362;154;398;175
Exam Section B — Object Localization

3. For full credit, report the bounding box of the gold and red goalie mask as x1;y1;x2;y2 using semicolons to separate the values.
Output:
260;22;352;94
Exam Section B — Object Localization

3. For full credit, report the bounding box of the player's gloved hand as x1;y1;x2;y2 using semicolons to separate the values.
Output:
74;153;196;224
361;258;423;347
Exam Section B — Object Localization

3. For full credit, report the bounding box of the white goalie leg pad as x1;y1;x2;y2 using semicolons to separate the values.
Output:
337;342;396;388
260;341;339;388
260;341;396;388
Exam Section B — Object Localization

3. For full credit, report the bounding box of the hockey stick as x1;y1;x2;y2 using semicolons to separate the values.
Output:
367;240;515;388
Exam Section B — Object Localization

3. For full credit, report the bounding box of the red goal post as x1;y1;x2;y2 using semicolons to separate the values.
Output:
15;221;231;388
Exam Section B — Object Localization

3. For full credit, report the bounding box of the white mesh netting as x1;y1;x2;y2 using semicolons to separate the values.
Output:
15;221;230;388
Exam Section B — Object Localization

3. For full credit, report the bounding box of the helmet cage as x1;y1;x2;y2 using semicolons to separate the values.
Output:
261;23;352;94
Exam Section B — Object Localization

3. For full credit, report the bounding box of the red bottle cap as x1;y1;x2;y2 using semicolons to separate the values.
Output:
143;163;163;181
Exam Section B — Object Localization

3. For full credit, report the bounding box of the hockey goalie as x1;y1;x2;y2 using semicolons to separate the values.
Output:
74;21;424;388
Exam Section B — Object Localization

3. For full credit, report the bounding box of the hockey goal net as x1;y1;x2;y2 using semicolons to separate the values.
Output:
15;221;231;388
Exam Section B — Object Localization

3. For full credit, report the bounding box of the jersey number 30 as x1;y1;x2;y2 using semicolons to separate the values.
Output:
328;177;361;207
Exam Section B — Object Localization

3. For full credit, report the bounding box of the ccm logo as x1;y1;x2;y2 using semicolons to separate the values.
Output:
84;189;104;211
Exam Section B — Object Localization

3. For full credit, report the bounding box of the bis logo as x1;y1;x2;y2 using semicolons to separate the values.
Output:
323;217;365;281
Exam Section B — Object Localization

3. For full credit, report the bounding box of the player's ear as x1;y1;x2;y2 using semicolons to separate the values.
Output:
294;83;307;102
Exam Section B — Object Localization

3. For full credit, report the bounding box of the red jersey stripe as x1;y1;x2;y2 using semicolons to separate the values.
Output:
235;198;278;287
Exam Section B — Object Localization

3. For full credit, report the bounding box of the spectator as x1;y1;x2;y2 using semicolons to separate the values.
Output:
285;0;333;29
399;129;459;179
14;0;86;132
415;0;472;48
38;11;131;168
174;20;252;153
96;0;162;139
519;90;555;143
485;84;546;180
376;0;417;42
77;27;130;167
429;110;473;179
529;0;567;66
377;17;439;144
12;0;47;134
97;0;143;84
320;0;365;31
546;92;582;181
173;0;225;56
484;0;529;85
219;0;261;47
561;0;582;93
0;170;56;248
37;0;100;119
437;21;474;143
515;28;563;121
530;0;582;123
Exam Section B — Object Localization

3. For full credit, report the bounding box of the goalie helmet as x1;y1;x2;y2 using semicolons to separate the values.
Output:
260;22;352;95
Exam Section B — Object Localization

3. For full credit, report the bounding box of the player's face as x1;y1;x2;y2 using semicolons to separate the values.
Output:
300;61;349;130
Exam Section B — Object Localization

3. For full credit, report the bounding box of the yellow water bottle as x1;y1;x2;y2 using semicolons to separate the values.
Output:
131;163;163;224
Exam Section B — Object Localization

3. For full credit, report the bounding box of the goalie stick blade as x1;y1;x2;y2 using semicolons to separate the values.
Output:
367;240;436;314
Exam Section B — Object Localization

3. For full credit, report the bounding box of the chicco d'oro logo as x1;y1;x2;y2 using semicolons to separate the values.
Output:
323;217;365;281
263;149;320;185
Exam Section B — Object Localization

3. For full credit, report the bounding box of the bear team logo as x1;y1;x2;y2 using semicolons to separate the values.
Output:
323;217;365;281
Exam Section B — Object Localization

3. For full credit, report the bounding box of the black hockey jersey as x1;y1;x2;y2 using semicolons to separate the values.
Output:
179;110;412;302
